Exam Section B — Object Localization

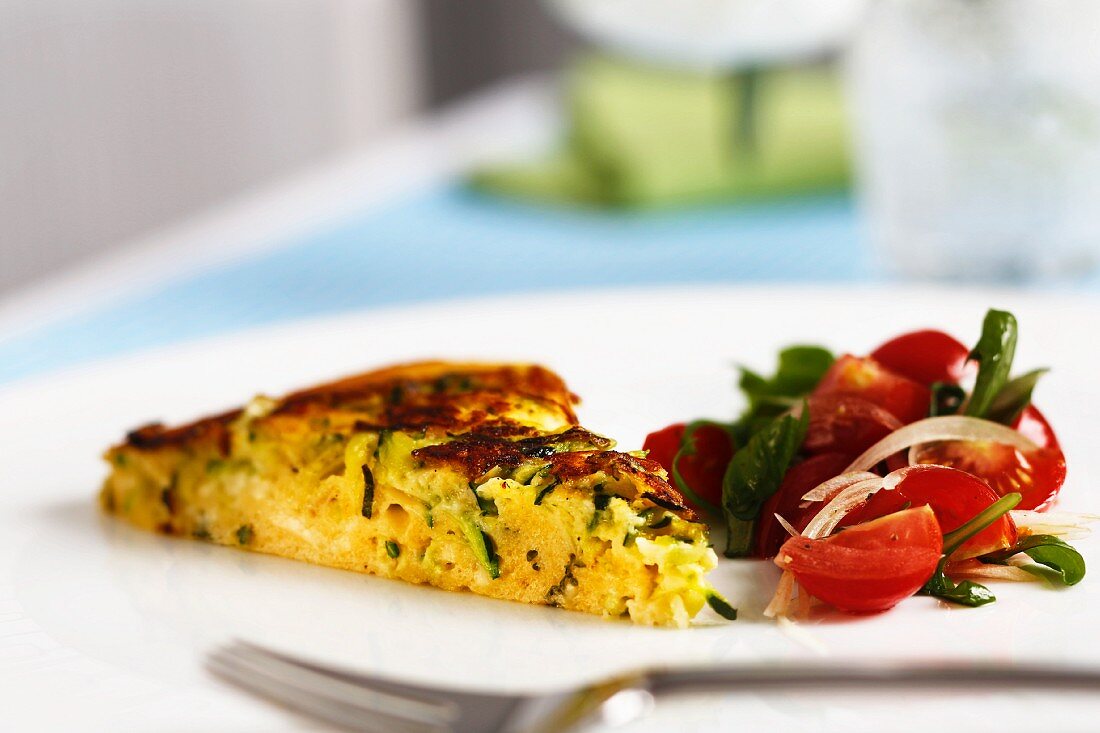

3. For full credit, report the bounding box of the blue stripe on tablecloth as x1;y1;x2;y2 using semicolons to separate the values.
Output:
0;186;865;383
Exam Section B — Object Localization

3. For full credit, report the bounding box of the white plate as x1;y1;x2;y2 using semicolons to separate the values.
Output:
3;285;1100;732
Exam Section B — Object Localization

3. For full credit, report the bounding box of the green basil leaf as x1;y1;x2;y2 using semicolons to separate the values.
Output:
771;346;837;394
983;534;1086;586
723;410;809;521
965;309;1018;419
724;516;757;559
722;408;809;557
920;572;997;607
733;345;833;443
985;368;1048;425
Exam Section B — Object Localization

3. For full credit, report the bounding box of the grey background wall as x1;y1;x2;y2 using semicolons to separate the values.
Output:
1;0;571;297
421;0;573;105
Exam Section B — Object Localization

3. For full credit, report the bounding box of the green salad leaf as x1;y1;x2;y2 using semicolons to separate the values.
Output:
722;408;808;557
965;309;1018;419
929;381;966;417
733;345;833;443
921;493;1021;607
983;534;1086;586
942;493;1022;557
958;309;1049;426
709;346;828;555
921;573;997;607
986;368;1048;425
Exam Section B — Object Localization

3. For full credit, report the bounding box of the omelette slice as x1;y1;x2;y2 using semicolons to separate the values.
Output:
101;362;726;626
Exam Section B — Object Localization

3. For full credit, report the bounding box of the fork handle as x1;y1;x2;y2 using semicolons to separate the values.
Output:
646;661;1100;696
522;662;1100;733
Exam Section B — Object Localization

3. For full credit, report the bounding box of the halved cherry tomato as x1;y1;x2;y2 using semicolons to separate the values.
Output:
776;506;943;613
870;329;973;386
1014;404;1062;450
911;405;1066;511
754;452;851;559
813;355;932;425
840;465;1017;559
642;422;734;511
802;395;903;458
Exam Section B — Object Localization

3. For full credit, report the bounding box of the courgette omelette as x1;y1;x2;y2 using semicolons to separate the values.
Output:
100;361;729;626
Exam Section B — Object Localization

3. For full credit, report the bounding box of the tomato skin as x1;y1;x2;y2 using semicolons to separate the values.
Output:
777;506;943;613
841;465;1017;559
642;423;685;479
677;423;735;509
642;422;733;511
1015;405;1061;450
813;355;932;425
912;406;1066;511
755;452;851;559
870;330;973;386
802;395;903;458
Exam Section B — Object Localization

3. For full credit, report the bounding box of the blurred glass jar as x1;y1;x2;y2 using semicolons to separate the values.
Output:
547;0;867;68
847;0;1100;281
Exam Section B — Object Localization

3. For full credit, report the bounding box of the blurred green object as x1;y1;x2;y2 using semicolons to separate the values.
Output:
472;54;851;207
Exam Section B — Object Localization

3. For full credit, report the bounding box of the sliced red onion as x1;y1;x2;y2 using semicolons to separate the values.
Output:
802;478;885;539
775;513;799;538
763;569;796;618
946;559;1038;583
844;416;1038;474
880;465;922;491
1011;510;1098;540
801;471;882;502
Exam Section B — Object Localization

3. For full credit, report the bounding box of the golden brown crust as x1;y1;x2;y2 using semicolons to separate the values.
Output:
280;361;576;407
412;427;612;477
349;390;573;435
412;431;696;519
124;409;236;455
549;451;698;519
115;361;694;519
119;362;577;452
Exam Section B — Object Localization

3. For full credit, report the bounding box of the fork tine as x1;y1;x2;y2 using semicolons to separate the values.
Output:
233;640;474;704
208;646;451;733
217;641;458;725
207;653;437;733
205;651;433;730
227;641;531;733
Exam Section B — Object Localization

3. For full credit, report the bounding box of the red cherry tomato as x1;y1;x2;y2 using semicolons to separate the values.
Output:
642;422;734;511
813;355;932;425
1014;405;1062;450
841;465;1017;559
870;329;973;386
911;406;1066;511
642;423;684;479
776;506;943;613
802;395;903;458
755;452;851;559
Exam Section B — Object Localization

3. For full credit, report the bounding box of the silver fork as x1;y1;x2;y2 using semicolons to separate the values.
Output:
207;640;1100;733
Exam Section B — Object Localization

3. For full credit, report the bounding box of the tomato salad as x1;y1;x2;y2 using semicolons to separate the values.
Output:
644;309;1087;617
